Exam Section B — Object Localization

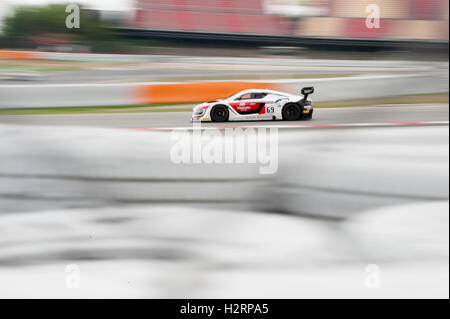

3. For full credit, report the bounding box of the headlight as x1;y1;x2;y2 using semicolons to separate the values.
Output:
193;107;206;116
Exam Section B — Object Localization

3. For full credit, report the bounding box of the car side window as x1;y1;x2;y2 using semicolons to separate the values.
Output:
251;93;267;99
237;93;252;100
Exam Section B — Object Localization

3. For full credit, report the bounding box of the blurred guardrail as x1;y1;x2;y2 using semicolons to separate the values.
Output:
0;73;448;109
120;28;450;53
1;49;449;65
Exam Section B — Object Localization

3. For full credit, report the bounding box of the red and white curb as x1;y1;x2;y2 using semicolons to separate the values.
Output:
131;121;449;131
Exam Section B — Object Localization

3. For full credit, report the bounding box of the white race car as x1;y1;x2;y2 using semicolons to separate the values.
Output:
192;87;314;122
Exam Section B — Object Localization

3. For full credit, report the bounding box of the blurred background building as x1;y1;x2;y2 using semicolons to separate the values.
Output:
132;0;293;35
130;0;449;41
1;0;448;53
297;0;449;40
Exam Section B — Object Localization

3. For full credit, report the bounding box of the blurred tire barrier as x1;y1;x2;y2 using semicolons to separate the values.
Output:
0;124;447;219
261;125;449;219
0;124;448;297
0;202;448;298
345;201;449;262
0;73;447;109
0;125;264;213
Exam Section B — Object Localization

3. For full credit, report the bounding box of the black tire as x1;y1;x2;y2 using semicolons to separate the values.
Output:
282;103;302;121
210;105;229;122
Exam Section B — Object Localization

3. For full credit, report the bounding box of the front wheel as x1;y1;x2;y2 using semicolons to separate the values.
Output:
210;105;229;122
282;103;302;121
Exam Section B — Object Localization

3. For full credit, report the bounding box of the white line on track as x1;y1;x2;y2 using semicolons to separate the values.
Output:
131;121;449;131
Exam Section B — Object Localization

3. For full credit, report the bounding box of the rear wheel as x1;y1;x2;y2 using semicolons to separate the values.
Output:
210;105;229;122
282;103;302;121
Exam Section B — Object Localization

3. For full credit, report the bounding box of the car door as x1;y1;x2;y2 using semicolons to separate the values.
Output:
229;92;267;115
263;93;289;115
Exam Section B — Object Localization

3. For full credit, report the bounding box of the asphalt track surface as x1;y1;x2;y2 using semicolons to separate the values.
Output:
2;56;445;85
0;104;448;129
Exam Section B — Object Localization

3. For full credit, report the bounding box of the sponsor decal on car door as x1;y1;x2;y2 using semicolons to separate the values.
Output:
230;101;265;114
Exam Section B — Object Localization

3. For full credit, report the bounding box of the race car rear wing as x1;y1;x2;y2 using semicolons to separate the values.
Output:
301;86;314;101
